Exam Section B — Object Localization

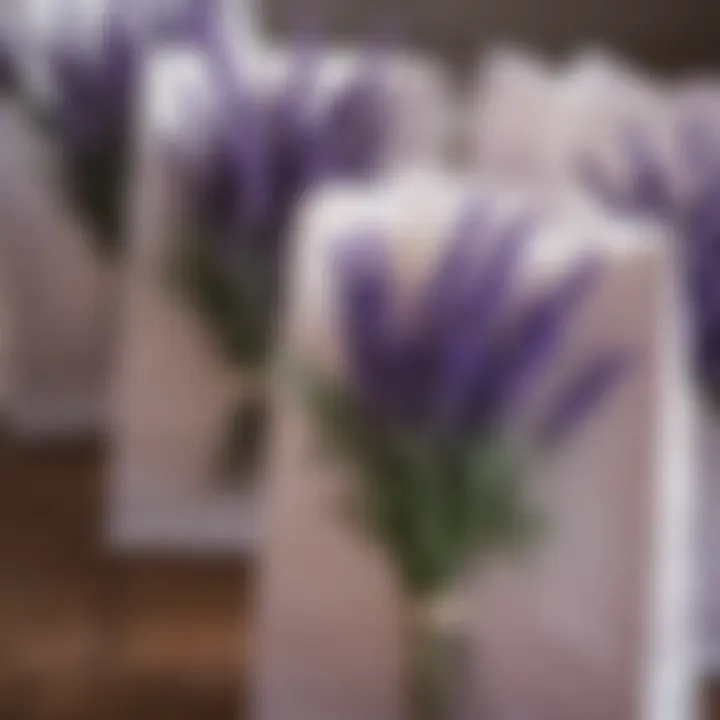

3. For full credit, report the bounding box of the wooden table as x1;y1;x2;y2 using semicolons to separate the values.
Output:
0;425;247;719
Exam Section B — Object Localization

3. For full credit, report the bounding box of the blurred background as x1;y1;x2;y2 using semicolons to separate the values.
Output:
0;0;718;718
0;427;248;720
266;0;720;72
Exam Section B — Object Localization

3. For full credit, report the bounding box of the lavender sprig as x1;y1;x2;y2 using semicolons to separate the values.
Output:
169;33;392;483
577;126;675;219
49;13;138;251
579;121;720;405
174;36;390;366
300;205;629;596
47;0;214;253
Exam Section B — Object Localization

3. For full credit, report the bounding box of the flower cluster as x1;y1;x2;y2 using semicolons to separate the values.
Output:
175;37;390;366
578;126;675;219
302;205;628;596
579;122;720;404
49;0;212;252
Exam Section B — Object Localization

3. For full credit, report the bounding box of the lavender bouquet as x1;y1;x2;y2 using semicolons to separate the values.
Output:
170;39;390;482
40;0;211;253
579;123;720;670
579;123;720;405
298;205;628;720
45;16;139;253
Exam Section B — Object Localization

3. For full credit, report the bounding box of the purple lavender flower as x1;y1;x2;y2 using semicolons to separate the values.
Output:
309;58;390;181
577;126;675;219
540;351;631;443
681;128;720;403
334;203;625;444
302;204;629;597
48;0;214;251
175;33;391;365
151;0;217;45
171;29;394;483
580;121;720;404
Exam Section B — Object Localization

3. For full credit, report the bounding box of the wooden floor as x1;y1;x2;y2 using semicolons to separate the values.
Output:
0;426;248;720
708;683;720;720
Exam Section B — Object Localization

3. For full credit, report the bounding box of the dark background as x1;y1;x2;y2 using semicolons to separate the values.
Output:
265;0;720;73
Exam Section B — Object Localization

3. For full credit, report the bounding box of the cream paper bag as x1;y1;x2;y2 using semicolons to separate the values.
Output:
0;0;195;437
553;50;672;182
109;46;450;553
471;48;674;194
471;47;564;184
255;173;694;720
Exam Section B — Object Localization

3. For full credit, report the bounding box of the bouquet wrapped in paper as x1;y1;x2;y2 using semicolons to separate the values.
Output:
110;33;449;550
0;0;210;436
257;174;689;719
296;198;629;719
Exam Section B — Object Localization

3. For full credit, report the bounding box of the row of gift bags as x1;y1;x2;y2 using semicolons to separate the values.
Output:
0;1;707;717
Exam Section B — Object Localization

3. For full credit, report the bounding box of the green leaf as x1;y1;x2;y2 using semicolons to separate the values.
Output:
294;368;544;597
464;440;541;554
169;228;278;367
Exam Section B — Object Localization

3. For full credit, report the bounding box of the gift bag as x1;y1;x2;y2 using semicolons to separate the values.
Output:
0;0;221;436
255;173;694;719
472;47;673;194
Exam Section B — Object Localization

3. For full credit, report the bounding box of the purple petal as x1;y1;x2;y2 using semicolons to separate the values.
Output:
540;350;631;444
491;256;603;416
679;119;720;190
315;54;388;179
156;0;218;45
336;236;399;410
621;125;675;216
434;211;534;429
417;202;492;326
579;126;675;218
577;154;628;212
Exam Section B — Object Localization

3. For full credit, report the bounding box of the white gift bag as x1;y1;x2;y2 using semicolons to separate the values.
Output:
0;0;217;437
472;47;674;195
255;173;694;720
471;46;563;184
556;49;671;177
108;46;450;553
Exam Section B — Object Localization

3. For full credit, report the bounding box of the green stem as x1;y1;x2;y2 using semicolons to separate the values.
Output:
214;373;269;490
407;594;471;720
